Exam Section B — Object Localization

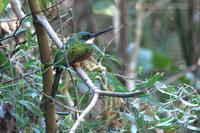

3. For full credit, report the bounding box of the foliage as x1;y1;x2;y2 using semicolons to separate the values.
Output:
0;0;9;14
0;0;200;132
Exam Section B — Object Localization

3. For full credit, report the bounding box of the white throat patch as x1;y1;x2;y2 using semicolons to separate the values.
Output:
86;38;95;44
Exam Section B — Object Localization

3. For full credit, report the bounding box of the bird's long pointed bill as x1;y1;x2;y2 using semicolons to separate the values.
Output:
91;26;115;38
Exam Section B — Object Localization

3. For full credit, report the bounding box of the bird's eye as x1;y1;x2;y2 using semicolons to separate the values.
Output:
80;35;91;41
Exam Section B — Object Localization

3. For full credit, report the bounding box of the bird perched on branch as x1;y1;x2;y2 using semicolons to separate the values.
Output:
51;26;114;97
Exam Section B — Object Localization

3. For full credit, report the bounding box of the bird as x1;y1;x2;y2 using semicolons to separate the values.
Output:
51;26;114;97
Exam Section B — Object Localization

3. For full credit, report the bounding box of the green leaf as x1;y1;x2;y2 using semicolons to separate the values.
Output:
16;43;30;51
132;107;146;133
0;0;9;14
154;82;179;99
179;75;190;84
140;94;163;106
103;54;121;65
144;72;163;88
152;51;172;69
0;50;10;71
18;100;42;117
155;118;177;129
136;116;146;133
180;98;199;107
105;72;128;92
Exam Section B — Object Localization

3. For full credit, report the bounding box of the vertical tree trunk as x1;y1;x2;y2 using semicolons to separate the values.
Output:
126;1;144;90
28;0;56;132
187;0;200;69
175;0;200;86
114;0;127;64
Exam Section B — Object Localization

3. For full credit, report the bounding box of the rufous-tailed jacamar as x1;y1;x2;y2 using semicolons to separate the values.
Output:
51;26;114;97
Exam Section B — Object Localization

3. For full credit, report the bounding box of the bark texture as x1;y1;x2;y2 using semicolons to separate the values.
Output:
28;0;56;132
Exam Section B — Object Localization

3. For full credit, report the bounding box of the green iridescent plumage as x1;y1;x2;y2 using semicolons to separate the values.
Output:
51;27;114;97
54;34;94;67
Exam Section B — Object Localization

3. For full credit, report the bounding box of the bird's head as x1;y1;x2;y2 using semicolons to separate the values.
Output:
76;26;115;44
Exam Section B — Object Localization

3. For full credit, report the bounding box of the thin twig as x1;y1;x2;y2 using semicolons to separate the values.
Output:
75;66;146;97
0;16;27;42
70;66;145;132
23;77;81;113
98;25;123;63
1;62;55;85
96;89;146;97
16;8;145;132
1;69;40;84
102;25;123;53
55;2;80;122
0;0;66;42
56;7;79;108
164;64;199;84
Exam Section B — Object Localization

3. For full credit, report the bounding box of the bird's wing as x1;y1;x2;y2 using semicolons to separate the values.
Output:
54;49;65;66
66;41;91;63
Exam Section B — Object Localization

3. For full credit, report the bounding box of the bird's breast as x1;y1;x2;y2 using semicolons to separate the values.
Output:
75;52;92;62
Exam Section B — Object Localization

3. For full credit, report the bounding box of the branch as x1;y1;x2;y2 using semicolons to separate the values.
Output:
34;15;63;49
74;67;97;91
0;0;66;42
1;69;40;84
126;1;144;90
27;10;145;132
24;77;81;113
95;89;145;98
10;0;25;19
69;94;99;133
74;66;146;97
70;66;145;132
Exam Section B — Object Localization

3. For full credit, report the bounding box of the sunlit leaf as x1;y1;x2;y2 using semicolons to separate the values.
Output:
180;98;199;107
155;118;178;130
186;125;200;131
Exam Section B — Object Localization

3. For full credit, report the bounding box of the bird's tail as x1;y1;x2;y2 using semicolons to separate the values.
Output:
51;67;63;97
